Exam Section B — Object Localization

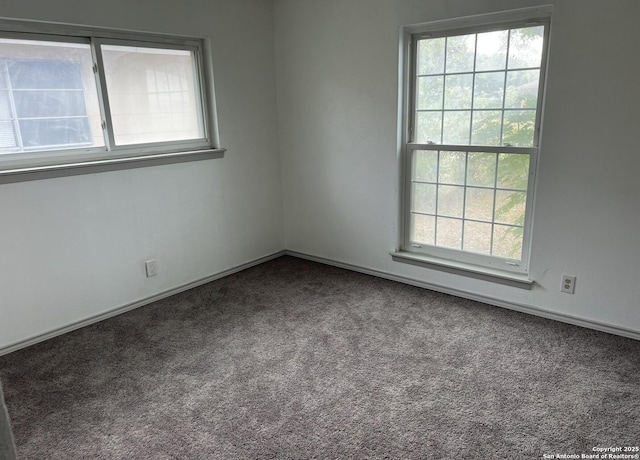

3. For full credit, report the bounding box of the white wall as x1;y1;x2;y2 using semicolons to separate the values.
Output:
2;0;639;351
0;0;284;349
274;0;640;334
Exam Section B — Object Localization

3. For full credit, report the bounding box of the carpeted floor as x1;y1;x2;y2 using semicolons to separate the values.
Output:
0;255;639;459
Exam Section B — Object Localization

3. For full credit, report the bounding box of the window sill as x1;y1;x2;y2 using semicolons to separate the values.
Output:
390;250;534;290
0;148;226;183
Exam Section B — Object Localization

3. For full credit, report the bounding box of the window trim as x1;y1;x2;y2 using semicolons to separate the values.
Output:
0;18;224;178
394;6;552;281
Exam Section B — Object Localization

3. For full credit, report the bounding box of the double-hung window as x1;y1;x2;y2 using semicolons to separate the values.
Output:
0;20;220;175
397;8;551;281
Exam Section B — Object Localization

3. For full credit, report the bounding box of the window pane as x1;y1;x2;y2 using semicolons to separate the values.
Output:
0;90;10;117
492;224;523;260
445;35;475;73
438;151;466;184
471;110;501;145
436;217;462;249
508;26;544;69
463;221;492;254
19;118;91;148
466;152;496;187
465;187;494;221
417;76;443;110
412;183;436;214
7;60;84;89
411;213;435;245
413;150;438;182
13;90;87;118
416;112;442;143
101;44;204;146
0;38;103;151
502;110;535;146
442;111;470;144
505;70;539;109
495;190;527;226
444;74;472;109
437;185;464;218
0;120;16;150
475;30;508;72
473;72;504;109
417;38;445;75
497;153;529;190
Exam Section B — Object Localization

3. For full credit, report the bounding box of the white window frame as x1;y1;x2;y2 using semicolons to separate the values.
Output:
393;7;552;287
0;19;223;178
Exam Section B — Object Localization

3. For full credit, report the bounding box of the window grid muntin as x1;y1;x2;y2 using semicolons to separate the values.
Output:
498;30;511;144
437;40;446;142
409;148;530;261
414;25;545;148
467;35;477;147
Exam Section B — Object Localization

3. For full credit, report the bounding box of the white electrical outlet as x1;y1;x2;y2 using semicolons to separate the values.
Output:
145;259;158;277
561;275;576;294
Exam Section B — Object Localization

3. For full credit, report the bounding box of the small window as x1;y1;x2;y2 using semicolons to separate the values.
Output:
0;21;220;175
399;10;551;276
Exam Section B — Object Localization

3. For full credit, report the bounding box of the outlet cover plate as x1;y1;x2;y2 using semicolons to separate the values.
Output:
145;259;158;277
561;275;576;294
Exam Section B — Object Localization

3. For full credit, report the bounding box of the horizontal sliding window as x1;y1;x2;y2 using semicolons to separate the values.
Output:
0;21;219;174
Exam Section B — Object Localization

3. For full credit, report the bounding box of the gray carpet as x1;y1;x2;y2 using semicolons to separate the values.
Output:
0;256;639;459
0;381;17;460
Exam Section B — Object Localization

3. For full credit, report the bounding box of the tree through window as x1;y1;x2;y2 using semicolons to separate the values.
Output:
402;15;550;274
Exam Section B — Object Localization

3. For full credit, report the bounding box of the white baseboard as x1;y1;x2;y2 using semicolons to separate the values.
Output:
0;251;286;356
284;250;640;342
2;248;637;356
